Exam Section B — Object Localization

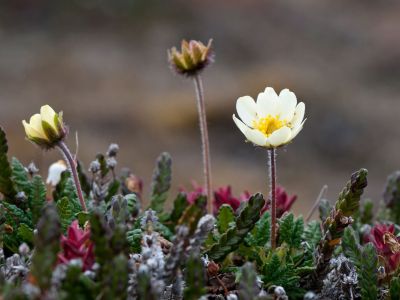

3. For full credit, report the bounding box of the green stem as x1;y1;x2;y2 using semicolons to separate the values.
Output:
57;141;87;212
268;148;277;250
193;75;213;214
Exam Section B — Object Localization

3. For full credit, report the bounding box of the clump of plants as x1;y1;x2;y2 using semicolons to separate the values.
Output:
1;39;400;300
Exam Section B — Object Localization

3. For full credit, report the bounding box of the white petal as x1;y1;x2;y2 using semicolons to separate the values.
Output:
291;119;306;139
28;114;47;138
244;128;267;146
233;114;249;135
40;105;58;131
236;96;257;127
46;160;67;186
266;126;292;147
257;87;278;117
277;89;297;121
290;102;305;129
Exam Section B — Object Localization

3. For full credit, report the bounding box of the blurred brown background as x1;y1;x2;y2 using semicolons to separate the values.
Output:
1;0;400;215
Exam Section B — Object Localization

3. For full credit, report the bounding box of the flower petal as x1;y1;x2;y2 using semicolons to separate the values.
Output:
267;126;292;147
40;105;58;132
257;87;278;117
291;119;306;139
289;102;305;129
233;114;249;135
236;96;257;127
22;120;37;138
28;114;47;139
277;89;297;121
244;128;267;146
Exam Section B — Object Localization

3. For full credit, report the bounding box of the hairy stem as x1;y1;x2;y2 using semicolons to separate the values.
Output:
268;148;277;250
193;75;212;214
57;141;87;212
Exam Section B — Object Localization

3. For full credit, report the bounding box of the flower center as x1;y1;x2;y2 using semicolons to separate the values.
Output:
253;115;287;137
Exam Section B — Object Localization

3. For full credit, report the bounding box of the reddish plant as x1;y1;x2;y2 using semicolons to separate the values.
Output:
364;223;400;273
262;186;297;218
213;186;250;214
58;220;95;271
181;183;250;213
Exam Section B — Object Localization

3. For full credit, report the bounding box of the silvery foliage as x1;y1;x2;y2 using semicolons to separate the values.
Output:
319;255;360;300
0;244;31;283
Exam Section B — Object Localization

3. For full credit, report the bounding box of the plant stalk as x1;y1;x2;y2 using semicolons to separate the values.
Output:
193;75;212;214
57;141;87;212
268;148;277;250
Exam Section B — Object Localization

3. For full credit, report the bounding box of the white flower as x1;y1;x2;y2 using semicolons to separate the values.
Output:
22;105;66;148
233;87;305;148
46;160;67;186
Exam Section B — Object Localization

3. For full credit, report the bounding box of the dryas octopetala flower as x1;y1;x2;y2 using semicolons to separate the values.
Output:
22;105;67;149
168;39;213;76
46;160;67;186
233;87;305;148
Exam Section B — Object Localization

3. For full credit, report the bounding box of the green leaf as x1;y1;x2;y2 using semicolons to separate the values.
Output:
183;255;206;299
31;204;61;291
126;228;142;253
53;171;78;203
17;223;34;244
77;161;91;197
238;262;260;300
149;152;172;213
76;212;90;227
342;227;377;300
246;211;270;248
60;263;96;300
0;127;17;201
261;253;301;296
124;193;140;218
390;277;400;300
206;193;265;262
342;227;361;264
11;157;31;195
56;197;75;231
28;175;47;226
178;196;207;235
360;199;374;225
1;200;31;252
169;193;187;224
302;220;322;249
105;180;120;203
359;243;378;300
279;213;304;249
217;204;235;233
335;168;368;217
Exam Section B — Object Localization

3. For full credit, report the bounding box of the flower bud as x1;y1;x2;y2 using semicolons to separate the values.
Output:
22;105;67;149
168;39;213;76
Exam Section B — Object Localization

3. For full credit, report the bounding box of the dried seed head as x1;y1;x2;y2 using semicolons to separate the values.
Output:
88;160;101;173
168;39;214;77
27;162;39;175
107;143;119;157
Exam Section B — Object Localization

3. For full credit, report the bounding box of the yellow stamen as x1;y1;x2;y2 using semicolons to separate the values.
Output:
253;115;287;137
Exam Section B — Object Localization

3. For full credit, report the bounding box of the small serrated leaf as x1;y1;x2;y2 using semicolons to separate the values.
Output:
17;223;34;244
217;204;235;233
56;197;75;231
0;127;17;201
11;157;31;195
149;152;172;213
279;213;304;249
29;175;47;226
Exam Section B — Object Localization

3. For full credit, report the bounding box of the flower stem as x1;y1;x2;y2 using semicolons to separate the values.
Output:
193;74;212;214
268;148;277;250
57;141;87;212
